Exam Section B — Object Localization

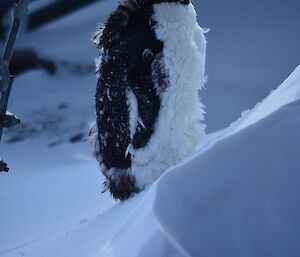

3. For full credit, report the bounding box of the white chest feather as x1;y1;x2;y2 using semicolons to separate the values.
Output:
132;3;207;188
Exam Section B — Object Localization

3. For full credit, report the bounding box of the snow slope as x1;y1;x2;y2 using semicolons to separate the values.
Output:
153;68;300;257
1;62;299;256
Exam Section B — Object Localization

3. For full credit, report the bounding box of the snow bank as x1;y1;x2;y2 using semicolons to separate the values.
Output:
154;85;300;257
96;65;300;257
232;65;300;132
3;64;299;257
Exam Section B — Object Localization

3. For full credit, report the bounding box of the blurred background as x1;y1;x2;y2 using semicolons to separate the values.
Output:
196;0;300;131
0;0;299;143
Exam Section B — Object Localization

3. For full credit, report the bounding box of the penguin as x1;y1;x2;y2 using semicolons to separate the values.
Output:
90;0;207;200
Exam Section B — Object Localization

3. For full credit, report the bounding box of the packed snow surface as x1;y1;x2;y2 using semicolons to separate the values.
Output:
1;64;299;256
1;0;299;256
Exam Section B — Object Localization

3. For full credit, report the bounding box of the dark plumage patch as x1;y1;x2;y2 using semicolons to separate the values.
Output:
97;0;190;50
99;7;130;50
104;171;140;201
95;0;189;200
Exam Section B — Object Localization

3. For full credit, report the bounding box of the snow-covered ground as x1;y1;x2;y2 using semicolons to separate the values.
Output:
0;1;299;257
1;63;299;257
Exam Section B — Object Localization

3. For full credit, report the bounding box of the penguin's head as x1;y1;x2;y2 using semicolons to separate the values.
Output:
154;0;190;4
139;0;190;6
179;0;191;4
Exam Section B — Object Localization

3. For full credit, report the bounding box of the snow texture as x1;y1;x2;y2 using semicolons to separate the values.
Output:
2;64;299;257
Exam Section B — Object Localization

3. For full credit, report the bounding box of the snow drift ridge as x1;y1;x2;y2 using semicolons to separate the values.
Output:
4;65;299;257
85;66;300;257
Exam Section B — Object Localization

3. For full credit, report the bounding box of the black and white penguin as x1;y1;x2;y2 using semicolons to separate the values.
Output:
90;0;207;200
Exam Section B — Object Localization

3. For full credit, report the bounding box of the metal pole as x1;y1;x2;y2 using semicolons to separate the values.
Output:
0;0;29;172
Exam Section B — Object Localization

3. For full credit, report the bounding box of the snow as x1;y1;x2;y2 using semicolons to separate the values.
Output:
1;1;300;257
232;65;300;133
2;63;299;257
153;72;300;257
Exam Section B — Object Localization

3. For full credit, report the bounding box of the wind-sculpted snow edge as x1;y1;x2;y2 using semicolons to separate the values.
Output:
150;65;300;257
102;64;300;257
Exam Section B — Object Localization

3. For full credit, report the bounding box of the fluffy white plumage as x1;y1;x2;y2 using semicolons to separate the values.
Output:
132;3;207;188
90;2;207;190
